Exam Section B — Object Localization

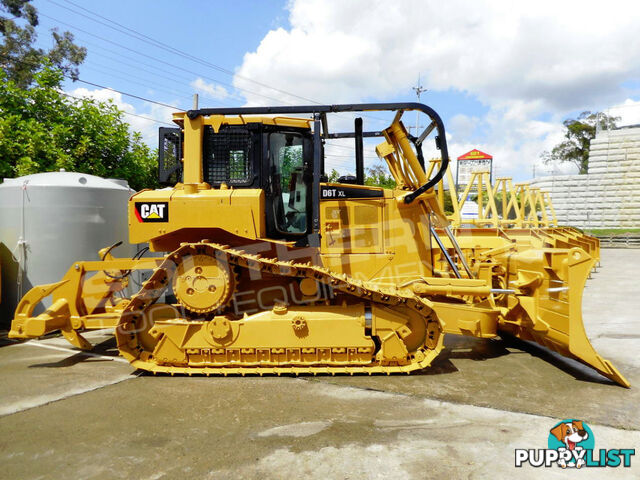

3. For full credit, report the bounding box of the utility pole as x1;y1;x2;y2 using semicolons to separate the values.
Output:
412;74;427;135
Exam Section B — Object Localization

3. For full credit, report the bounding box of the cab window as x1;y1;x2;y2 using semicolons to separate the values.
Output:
269;132;307;234
202;126;252;186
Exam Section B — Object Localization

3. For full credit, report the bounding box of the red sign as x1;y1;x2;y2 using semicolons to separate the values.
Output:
457;149;493;161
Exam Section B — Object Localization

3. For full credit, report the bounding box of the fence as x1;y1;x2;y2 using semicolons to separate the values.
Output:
596;235;640;248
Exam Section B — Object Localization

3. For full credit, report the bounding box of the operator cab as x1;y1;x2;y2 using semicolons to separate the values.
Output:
160;119;314;241
199;123;314;239
158;104;448;247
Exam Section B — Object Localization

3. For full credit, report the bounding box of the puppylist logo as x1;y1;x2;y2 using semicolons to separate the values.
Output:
515;419;635;469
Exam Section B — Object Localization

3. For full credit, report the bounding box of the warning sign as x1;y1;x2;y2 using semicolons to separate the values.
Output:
456;149;493;187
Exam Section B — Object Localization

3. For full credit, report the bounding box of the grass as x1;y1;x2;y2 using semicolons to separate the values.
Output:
584;228;640;236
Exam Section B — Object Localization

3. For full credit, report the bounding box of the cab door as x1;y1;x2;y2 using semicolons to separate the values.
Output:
264;130;313;240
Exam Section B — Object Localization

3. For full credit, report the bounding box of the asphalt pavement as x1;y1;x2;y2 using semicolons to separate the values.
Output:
0;248;638;479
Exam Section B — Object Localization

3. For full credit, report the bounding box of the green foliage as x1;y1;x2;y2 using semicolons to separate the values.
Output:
0;0;86;88
325;163;397;188
585;228;640;236
364;163;396;189
442;190;454;215
0;0;158;190
278;143;303;190
327;168;340;182
0;66;158;190
541;111;619;174
471;191;508;204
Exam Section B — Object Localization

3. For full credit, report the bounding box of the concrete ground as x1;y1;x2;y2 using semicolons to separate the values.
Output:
0;248;638;479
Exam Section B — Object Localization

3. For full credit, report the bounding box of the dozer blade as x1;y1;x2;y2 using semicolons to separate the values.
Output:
498;247;629;387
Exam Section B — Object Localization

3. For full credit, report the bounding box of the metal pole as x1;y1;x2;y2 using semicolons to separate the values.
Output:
430;226;461;278
412;75;427;135
311;115;322;241
443;226;474;278
354;117;364;185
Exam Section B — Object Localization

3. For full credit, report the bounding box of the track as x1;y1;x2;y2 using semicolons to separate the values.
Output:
115;242;444;375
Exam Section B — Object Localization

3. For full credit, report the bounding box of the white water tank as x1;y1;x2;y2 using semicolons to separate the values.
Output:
0;172;135;327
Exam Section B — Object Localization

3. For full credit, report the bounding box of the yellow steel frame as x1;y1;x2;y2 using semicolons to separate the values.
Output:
425;158;558;230
10;255;163;349
420;158;600;265
492;177;523;227
455;170;501;227
514;183;558;228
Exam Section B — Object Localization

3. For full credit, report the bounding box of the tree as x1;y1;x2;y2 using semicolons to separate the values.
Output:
278;144;303;190
364;163;396;189
541;111;619;174
442;190;455;215
327;168;340;182
325;163;397;188
0;66;158;190
0;1;158;190
0;0;86;88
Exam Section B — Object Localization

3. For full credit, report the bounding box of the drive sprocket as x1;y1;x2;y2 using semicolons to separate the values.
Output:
172;253;235;314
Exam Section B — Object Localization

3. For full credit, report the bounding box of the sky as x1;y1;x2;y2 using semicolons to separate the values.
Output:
30;0;640;182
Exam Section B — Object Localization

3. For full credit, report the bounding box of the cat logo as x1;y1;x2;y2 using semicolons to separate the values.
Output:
134;202;169;223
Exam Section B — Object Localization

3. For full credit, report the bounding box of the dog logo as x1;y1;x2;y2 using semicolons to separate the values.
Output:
548;420;593;468
134;202;169;223
515;418;634;468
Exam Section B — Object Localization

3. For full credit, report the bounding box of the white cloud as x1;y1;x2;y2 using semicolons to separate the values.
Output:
68;87;176;146
236;0;640;109
69;87;135;112
448;114;480;141
607;99;640;126
234;0;640;181
190;78;230;101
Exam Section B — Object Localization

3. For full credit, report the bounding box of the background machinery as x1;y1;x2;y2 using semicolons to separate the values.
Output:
424;159;600;262
8;103;629;387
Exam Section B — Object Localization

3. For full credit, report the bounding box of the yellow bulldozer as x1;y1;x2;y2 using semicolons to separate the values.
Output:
8;103;629;387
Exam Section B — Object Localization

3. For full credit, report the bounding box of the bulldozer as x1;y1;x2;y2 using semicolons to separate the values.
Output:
8;103;629;387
